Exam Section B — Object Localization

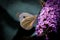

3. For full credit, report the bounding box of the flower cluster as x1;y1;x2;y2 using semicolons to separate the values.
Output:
35;0;60;36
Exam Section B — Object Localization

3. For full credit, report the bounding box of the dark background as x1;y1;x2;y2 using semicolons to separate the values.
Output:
0;0;41;40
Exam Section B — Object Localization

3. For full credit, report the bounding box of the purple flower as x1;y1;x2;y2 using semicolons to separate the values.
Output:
35;0;60;36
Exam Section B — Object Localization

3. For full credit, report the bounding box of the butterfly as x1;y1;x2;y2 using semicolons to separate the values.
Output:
16;12;37;30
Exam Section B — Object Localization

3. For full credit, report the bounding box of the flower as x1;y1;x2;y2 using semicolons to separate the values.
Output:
35;0;60;36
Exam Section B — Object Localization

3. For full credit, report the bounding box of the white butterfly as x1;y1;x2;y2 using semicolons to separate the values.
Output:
16;12;37;30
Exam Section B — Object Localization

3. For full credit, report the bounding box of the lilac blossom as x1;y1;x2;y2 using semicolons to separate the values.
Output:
35;0;60;37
